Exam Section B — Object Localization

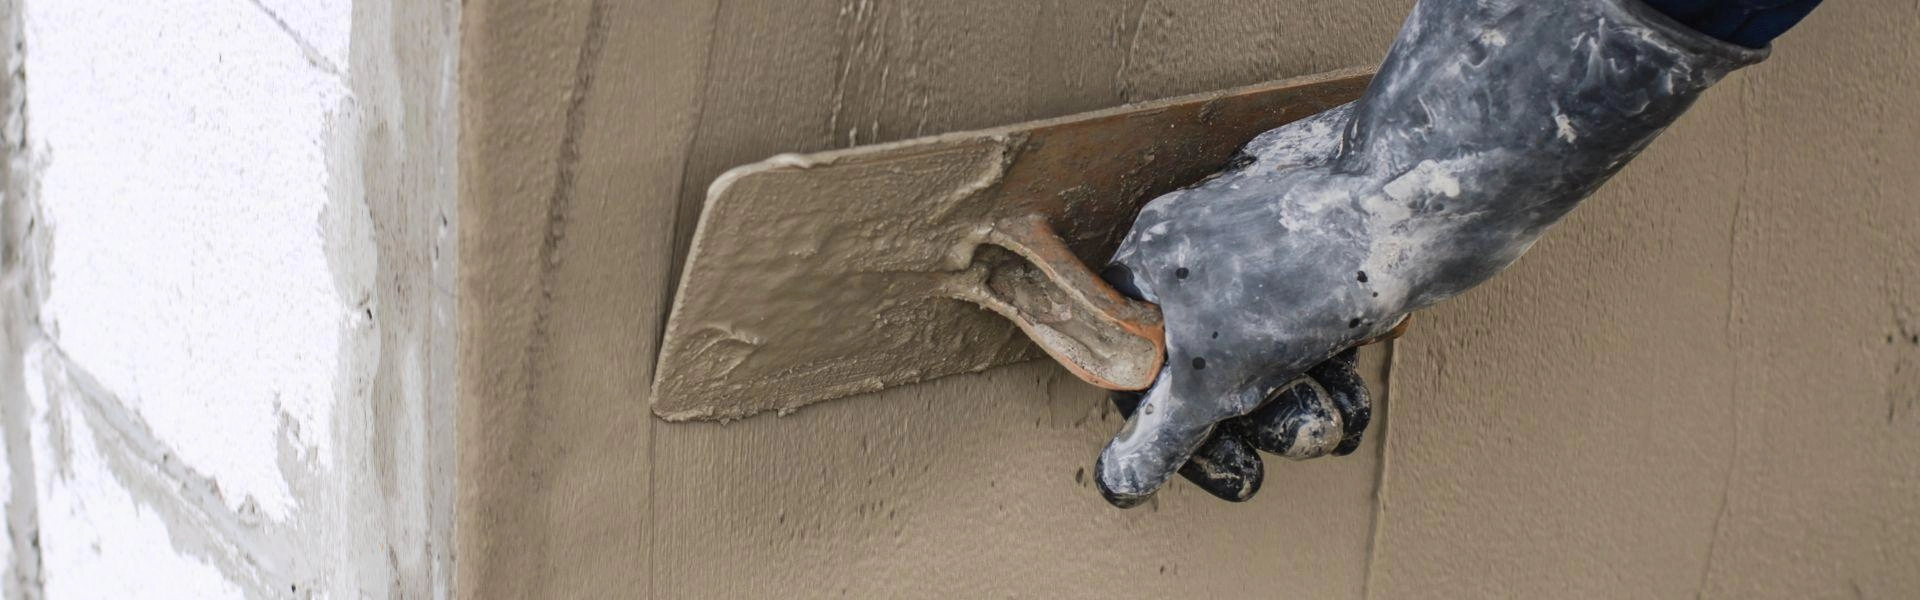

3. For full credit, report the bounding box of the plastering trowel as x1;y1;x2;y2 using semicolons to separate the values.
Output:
651;68;1374;421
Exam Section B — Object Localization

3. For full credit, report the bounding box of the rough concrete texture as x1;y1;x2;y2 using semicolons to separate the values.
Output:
2;0;457;597
456;0;1920;598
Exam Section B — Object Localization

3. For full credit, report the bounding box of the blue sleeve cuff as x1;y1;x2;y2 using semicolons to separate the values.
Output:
1636;0;1823;48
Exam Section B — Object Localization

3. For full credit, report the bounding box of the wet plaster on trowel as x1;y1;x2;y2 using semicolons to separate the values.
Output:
654;140;1036;420
12;0;456;596
655;69;1375;420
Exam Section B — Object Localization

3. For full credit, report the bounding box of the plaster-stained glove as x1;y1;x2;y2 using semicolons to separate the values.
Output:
1107;346;1371;503
1092;0;1773;508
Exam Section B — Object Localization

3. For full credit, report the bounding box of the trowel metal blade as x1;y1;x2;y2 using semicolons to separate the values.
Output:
652;67;1374;422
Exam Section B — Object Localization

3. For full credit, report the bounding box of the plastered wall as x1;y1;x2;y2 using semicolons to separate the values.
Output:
0;0;458;597
454;0;1920;598
1370;3;1920;595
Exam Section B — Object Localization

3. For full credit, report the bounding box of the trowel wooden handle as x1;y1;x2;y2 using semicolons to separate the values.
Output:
944;214;1166;390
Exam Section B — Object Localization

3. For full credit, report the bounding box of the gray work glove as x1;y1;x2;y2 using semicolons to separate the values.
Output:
1091;0;1768;508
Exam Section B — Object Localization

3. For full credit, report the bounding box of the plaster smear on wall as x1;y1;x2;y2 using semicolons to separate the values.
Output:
25;0;351;522
23;349;244;600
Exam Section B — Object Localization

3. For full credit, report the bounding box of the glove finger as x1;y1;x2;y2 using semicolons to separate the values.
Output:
1111;391;1264;503
1232;378;1344;460
1095;368;1228;508
1306;348;1372;456
1177;432;1264;502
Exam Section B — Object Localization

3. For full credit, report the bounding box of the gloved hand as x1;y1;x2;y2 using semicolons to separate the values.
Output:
1107;346;1377;504
1093;105;1413;507
1090;0;1774;508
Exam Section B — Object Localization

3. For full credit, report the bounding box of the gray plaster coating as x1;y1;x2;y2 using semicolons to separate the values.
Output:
1095;0;1768;507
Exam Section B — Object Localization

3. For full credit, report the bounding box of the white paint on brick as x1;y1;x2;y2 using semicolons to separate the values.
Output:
25;0;352;522
23;347;246;600
9;0;457;595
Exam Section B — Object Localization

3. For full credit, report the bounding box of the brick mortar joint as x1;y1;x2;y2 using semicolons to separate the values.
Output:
0;0;47;596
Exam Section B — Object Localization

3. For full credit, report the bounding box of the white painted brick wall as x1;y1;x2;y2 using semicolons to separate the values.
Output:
4;0;454;597
24;348;246;600
28;0;352;526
